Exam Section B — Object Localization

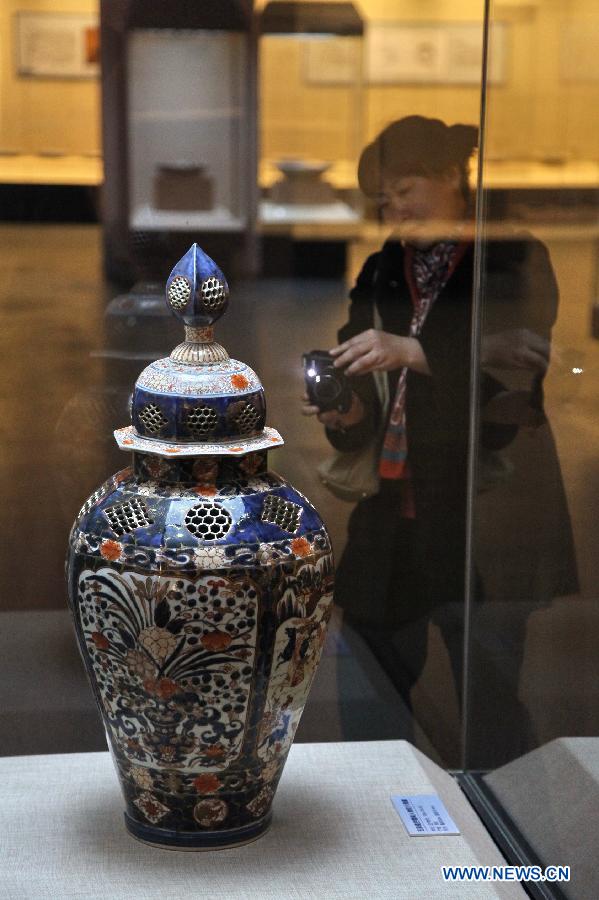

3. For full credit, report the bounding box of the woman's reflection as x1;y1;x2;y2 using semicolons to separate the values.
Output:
303;115;577;766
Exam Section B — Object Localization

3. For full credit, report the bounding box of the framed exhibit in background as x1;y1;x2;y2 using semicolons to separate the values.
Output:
303;36;362;85
366;21;507;86
15;12;100;79
560;19;599;82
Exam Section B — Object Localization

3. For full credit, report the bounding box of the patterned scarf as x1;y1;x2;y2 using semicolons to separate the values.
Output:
379;241;460;481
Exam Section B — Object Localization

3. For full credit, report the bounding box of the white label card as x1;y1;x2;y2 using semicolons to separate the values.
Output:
391;794;460;836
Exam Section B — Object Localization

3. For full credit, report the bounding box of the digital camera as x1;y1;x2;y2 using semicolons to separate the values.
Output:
302;350;352;413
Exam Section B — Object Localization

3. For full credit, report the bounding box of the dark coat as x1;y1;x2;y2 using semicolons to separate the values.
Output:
330;236;578;627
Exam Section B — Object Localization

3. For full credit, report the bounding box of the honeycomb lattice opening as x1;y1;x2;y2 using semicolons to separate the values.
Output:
229;401;261;435
139;403;169;435
185;503;232;541
168;275;191;310
201;276;227;311
185;405;219;439
261;495;302;533
104;498;154;536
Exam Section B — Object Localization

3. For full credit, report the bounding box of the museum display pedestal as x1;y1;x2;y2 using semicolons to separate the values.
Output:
483;738;599;899
0;740;524;898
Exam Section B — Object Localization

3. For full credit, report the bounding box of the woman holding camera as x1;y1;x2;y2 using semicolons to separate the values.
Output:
303;115;577;764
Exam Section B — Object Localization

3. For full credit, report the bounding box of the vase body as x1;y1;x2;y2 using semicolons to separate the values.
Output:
68;452;333;848
66;243;334;849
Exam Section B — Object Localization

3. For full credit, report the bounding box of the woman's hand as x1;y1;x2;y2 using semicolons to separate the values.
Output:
301;390;366;431
329;329;430;376
481;329;550;373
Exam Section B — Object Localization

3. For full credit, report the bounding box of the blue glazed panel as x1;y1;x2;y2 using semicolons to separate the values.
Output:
132;387;266;442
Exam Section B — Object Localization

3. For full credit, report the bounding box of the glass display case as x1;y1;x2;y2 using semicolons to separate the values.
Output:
2;0;599;894
456;1;599;890
127;29;250;235
101;0;256;282
258;1;364;232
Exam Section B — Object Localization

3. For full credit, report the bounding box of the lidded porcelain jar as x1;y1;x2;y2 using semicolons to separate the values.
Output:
67;245;333;849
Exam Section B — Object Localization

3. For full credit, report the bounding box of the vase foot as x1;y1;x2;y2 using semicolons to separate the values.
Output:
124;811;272;851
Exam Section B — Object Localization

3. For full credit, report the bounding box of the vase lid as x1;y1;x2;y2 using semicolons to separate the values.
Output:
114;245;283;458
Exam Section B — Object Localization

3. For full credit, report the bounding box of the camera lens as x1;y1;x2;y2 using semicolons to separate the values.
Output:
314;374;339;402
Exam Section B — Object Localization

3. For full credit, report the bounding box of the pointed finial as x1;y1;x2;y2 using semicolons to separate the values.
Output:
165;244;229;327
166;244;230;365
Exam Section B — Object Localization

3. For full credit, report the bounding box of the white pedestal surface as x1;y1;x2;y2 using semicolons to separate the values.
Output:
0;740;524;899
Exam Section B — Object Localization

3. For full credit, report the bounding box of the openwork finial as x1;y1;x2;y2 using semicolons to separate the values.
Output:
166;243;229;326
167;244;230;364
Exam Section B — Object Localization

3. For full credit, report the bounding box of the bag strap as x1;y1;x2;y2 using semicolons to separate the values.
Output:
371;281;390;420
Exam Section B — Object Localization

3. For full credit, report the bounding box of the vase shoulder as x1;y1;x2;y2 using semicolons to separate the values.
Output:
70;465;330;573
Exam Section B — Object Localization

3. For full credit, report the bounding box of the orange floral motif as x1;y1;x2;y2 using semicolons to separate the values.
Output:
159;745;177;762
230;447;244;453
204;745;226;759
193;484;217;497
156;678;179;700
193;773;221;794
269;437;279;443
291;537;311;557
166;448;180;454
123;438;134;445
91;631;110;650
144;677;180;700
143;799;161;818
201;630;233;652
231;374;249;390
100;539;122;561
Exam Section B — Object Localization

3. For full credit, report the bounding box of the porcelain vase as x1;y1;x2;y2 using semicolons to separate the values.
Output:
67;245;333;849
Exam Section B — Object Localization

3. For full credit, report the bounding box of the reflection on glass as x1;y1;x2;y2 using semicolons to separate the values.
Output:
470;0;598;780
303;115;479;764
453;0;599;885
258;13;364;227
473;219;579;768
127;30;248;232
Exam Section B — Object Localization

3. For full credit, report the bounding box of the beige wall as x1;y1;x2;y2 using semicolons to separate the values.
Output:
259;0;599;169
1;0;597;168
259;37;364;164
259;0;485;168
487;0;599;161
358;0;484;145
0;0;100;155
